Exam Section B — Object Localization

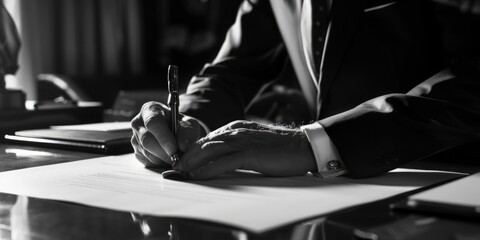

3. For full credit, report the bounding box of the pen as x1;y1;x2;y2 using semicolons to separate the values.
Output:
167;65;180;167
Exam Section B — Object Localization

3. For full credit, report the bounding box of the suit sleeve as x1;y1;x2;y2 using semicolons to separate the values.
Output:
179;0;288;130
319;58;480;178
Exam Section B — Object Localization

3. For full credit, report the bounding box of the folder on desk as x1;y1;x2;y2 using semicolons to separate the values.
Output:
4;122;133;154
392;172;480;220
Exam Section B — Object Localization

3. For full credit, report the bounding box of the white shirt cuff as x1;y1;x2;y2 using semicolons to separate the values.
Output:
300;122;348;178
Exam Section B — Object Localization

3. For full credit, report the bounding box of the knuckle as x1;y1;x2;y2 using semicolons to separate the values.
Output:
141;101;158;111
143;101;169;112
200;140;224;152
143;116;156;130
130;114;142;130
130;135;138;146
143;114;164;132
138;131;154;146
228;120;248;129
135;102;168;131
201;141;215;150
196;136;208;146
142;103;167;123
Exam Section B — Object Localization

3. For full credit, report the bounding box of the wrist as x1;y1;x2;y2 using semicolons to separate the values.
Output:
297;130;318;173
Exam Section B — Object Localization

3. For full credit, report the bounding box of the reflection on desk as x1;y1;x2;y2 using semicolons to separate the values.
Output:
0;193;249;240
0;190;359;240
0;144;102;172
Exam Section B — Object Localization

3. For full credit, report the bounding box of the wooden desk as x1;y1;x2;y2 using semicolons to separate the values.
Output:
0;144;479;240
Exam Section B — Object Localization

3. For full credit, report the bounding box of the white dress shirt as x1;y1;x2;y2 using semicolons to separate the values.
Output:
299;0;348;178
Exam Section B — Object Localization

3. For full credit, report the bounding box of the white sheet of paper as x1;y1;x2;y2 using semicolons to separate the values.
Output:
408;171;480;207
51;121;131;132
0;154;461;233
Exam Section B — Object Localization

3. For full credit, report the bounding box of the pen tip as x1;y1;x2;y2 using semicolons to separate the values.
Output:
171;154;180;167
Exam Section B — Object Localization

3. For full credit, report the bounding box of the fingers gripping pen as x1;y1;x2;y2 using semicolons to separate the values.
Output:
167;65;180;167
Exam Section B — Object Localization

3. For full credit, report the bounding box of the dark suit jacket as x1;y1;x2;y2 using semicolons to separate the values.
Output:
180;0;480;178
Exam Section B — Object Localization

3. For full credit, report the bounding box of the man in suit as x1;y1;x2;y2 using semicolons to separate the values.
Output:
131;0;480;179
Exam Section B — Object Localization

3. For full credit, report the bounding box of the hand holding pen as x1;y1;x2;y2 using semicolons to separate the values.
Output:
131;64;206;179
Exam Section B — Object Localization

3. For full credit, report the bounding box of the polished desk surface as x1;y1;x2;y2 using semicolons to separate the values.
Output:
0;143;479;240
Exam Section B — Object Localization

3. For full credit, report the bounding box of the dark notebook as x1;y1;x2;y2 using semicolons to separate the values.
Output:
5;129;133;154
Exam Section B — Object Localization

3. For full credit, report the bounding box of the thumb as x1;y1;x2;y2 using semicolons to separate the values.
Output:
177;118;205;152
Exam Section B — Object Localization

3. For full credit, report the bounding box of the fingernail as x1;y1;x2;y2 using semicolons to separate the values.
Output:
162;170;190;180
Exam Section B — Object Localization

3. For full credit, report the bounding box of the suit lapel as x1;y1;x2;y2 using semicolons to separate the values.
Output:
269;0;367;118
317;0;366;117
270;0;317;117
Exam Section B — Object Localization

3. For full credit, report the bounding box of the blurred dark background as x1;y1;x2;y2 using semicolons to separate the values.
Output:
6;0;242;110
9;0;479;120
